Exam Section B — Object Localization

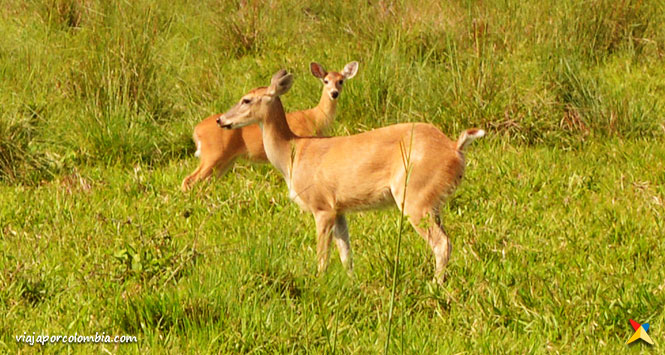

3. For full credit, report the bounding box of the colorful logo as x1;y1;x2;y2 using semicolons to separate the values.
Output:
626;319;654;345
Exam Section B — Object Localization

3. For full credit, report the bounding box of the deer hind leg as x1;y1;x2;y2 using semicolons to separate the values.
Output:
213;154;238;178
404;206;451;284
333;215;353;274
181;162;213;192
181;164;202;191
391;163;458;283
181;145;239;191
406;205;451;284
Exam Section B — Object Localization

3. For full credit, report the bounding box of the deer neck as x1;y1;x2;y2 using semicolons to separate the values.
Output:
314;89;337;130
260;98;297;179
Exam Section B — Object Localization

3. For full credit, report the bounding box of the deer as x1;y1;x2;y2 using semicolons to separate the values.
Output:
217;70;484;283
181;61;359;191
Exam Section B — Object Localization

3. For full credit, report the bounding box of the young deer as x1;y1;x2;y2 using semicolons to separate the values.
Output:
181;61;359;191
218;70;484;283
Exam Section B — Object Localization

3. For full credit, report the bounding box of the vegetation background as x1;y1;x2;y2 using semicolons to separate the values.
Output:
1;0;663;352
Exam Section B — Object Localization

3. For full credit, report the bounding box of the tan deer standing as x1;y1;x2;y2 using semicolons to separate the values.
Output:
181;62;359;191
218;70;484;283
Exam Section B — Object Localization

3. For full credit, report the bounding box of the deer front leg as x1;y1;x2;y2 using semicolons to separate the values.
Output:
314;211;336;274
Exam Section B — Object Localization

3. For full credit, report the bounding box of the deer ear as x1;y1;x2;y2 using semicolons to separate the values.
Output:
270;69;288;85
310;62;327;79
342;61;359;79
267;70;293;97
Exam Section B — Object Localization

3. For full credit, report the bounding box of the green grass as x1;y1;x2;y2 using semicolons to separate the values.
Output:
1;0;664;353
2;138;663;352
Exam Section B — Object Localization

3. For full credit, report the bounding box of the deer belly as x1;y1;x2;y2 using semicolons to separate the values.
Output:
336;187;394;212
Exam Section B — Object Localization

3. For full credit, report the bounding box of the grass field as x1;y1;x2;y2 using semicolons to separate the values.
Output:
1;0;664;353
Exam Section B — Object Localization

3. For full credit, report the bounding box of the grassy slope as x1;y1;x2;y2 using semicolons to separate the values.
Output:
1;0;664;353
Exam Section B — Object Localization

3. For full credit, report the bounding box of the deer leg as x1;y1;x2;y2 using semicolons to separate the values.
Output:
333;214;353;274
407;207;451;285
314;211;336;274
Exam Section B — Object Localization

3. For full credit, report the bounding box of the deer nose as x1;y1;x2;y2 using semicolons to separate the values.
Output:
216;116;233;129
331;91;339;99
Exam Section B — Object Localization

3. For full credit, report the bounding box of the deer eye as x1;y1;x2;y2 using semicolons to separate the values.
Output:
323;79;329;84
338;80;344;85
242;98;251;104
